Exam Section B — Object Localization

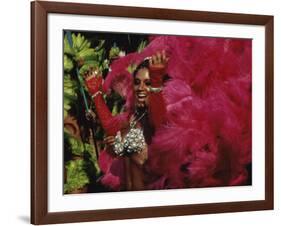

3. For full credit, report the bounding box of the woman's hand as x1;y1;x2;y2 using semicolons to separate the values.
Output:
104;135;117;156
148;50;169;87
83;67;103;95
149;50;169;71
104;135;115;147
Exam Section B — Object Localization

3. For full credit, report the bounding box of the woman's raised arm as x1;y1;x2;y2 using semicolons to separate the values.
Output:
148;51;168;129
84;70;121;136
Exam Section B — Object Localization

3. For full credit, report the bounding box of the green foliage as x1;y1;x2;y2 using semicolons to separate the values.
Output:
127;63;137;74
109;43;121;59
78;62;99;76
64;129;101;193
64;32;108;76
85;143;101;177
125;40;147;73
64;130;84;156
63;32;108;118
64;159;90;193
63;32;110;194
137;40;147;53
111;103;119;116
64;55;74;72
64;33;92;57
64;129;100;172
63;74;78;118
63;31;149;193
105;91;125;116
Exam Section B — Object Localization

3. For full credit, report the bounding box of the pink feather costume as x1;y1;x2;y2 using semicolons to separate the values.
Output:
91;35;252;191
86;60;167;191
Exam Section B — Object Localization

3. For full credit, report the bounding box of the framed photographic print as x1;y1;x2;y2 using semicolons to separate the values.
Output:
31;1;274;224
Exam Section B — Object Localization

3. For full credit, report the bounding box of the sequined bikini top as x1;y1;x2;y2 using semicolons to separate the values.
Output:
113;111;147;156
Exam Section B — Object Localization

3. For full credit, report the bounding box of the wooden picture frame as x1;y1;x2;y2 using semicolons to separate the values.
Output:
31;1;274;224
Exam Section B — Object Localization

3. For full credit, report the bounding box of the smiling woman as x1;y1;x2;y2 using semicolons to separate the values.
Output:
83;51;169;191
31;1;274;223
63;30;254;193
133;62;151;108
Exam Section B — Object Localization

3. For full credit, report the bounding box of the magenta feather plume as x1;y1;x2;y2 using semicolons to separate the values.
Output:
99;35;252;190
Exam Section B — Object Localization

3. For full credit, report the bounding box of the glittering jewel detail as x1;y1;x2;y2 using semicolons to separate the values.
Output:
113;131;125;156
113;128;146;156
112;110;147;156
123;128;146;154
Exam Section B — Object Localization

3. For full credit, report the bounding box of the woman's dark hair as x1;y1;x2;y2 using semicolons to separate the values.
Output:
133;58;171;82
133;59;150;77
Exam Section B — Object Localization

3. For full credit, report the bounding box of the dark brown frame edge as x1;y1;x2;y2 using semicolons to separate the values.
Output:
31;1;274;224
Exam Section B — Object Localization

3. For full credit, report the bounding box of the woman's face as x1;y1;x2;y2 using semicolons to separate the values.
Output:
133;68;151;108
